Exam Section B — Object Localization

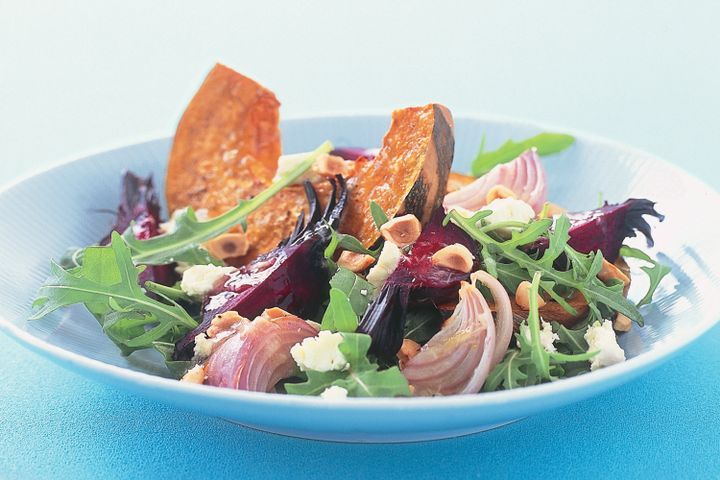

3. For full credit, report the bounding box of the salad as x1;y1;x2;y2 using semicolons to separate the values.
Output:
30;64;670;398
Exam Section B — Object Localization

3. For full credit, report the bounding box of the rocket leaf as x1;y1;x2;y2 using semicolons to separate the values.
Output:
285;333;410;397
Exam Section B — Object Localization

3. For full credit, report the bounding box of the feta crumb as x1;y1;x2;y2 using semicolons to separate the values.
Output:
290;331;349;372
520;320;559;353
483;198;535;236
160;207;209;234
193;333;216;360
584;320;626;371
180;264;235;299
366;241;401;289
320;385;348;400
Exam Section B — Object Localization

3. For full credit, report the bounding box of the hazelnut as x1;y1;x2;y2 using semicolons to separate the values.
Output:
337;251;376;273
203;233;249;260
543;202;567;218
315;153;351;177
380;214;422;247
613;313;632;332
207;311;248;338
397;339;421;369
485;185;517;204
515;281;547;311
180;364;206;384
431;244;475;273
598;259;630;287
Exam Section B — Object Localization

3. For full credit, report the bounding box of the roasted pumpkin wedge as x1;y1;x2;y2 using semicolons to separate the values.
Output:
165;63;281;215
341;104;455;247
230;181;334;264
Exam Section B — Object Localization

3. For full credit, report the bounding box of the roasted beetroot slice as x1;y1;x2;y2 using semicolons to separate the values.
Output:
173;176;348;360
535;198;664;262
101;171;175;286
358;209;479;360
358;284;410;360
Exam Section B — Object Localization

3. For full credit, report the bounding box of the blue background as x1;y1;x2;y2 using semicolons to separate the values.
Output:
1;1;719;478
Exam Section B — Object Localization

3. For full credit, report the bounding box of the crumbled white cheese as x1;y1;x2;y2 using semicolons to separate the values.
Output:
290;331;349;372
320;385;349;400
193;333;216;360
366;241;401;289
180;264;235;299
584;320;626;371
160;207;209;234
520;320;559;353
483;198;535;236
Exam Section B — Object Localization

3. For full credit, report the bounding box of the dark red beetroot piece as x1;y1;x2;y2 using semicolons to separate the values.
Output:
101;171;175;286
173;176;348;360
358;210;480;360
535;198;664;262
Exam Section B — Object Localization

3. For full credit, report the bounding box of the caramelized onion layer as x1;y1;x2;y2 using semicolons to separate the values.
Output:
401;270;512;395
203;310;318;392
443;149;547;213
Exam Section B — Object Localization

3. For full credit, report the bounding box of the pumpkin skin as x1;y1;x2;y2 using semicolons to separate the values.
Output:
164;63;281;216
341;104;455;247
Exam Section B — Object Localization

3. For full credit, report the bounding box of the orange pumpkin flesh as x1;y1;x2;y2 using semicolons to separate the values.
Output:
341;104;455;247
165;63;281;216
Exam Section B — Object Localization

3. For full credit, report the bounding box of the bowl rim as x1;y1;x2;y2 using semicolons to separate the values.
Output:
1;111;718;411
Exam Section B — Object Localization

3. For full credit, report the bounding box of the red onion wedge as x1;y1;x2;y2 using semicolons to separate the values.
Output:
202;308;318;392
401;270;512;395
443;148;547;213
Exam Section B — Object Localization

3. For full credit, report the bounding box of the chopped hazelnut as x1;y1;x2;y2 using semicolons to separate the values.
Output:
380;214;422;247
485;185;517;204
613;313;632;332
598;259;630;287
262;307;293;319
337;251;376;273
315;153;351;178
431;244;475;273
544;202;567;217
207;311;248;338
397;339;421;369
203;233;249;260
181;364;206;384
515;281;547;311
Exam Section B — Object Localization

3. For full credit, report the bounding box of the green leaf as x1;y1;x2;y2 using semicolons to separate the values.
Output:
324;225;379;260
145;282;193;303
471;133;575;177
285;333;410;397
483;348;530;391
540;215;570;267
552;323;589;356
152;341;192;379
30;232;198;353
369;201;389;230
124;141;333;266
321;288;359;333
403;307;441;344
619;245;671;307
447;210;643;325
329;267;375;317
527;272;551;380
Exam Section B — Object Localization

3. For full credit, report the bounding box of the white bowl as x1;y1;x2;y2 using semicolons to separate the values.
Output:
0;114;717;442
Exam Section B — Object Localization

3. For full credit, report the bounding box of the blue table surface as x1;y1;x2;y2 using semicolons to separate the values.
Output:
1;1;719;478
